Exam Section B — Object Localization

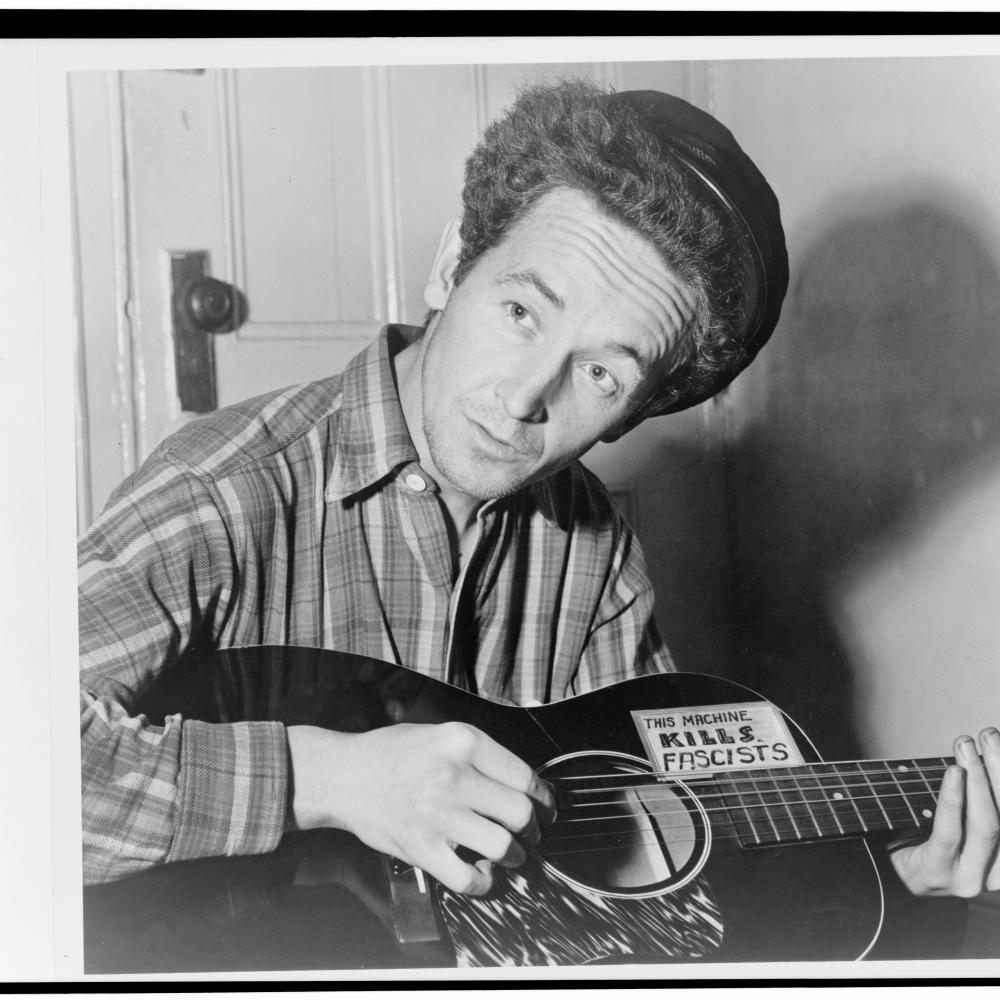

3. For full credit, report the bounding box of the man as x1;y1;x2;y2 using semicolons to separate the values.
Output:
80;81;998;904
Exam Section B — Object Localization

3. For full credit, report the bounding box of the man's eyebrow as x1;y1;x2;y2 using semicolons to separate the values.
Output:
604;342;653;380
496;269;566;310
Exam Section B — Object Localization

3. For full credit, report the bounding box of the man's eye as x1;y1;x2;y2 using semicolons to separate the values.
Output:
584;363;618;394
505;301;530;324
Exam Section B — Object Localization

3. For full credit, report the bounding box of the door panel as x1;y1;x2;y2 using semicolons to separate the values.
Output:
216;66;392;405
229;67;377;329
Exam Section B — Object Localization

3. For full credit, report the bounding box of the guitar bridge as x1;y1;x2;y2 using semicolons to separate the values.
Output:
381;856;442;944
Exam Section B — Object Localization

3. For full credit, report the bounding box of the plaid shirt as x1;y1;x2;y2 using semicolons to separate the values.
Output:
79;326;673;884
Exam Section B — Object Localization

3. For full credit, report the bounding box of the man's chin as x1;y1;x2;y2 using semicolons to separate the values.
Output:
436;459;534;503
452;475;529;502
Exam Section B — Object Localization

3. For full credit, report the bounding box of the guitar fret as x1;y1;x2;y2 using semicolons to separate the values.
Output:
723;769;823;847
765;771;803;842
795;765;846;837
849;762;890;831
717;771;795;847
737;789;762;846
854;761;895;831
939;757;951;793
788;769;823;837
782;778;804;840
770;767;817;839
886;761;921;826
917;762;934;798
901;757;944;826
884;761;924;829
913;758;943;824
820;763;868;835
745;770;803;843
854;762;890;828
746;771;783;844
713;775;760;845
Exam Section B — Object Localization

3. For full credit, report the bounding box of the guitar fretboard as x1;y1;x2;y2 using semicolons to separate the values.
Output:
714;757;952;848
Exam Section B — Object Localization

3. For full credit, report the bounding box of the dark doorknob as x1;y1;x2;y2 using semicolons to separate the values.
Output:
184;277;243;333
170;252;250;412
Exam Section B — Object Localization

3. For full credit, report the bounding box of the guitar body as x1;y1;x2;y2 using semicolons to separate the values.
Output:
84;646;883;972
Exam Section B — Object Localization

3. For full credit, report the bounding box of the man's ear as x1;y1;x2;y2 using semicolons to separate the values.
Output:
423;218;462;311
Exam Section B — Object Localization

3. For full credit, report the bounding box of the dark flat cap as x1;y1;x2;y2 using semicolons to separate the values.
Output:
608;89;789;411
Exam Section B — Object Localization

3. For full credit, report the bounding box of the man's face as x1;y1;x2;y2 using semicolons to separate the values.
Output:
417;187;695;502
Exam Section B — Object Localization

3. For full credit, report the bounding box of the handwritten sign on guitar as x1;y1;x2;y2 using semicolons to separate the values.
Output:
631;701;803;775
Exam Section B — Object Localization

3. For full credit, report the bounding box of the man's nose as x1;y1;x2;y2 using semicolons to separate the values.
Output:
494;357;564;423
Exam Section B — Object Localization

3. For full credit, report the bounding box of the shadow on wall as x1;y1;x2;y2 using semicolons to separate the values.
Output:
622;431;735;679
730;187;1000;760
587;408;738;681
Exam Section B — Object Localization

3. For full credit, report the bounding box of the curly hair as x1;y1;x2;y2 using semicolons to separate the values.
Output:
453;79;753;419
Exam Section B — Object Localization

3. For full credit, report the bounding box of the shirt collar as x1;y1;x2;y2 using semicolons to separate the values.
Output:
325;325;425;503
324;325;569;530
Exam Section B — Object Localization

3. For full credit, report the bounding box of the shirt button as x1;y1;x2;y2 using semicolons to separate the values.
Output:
404;472;427;493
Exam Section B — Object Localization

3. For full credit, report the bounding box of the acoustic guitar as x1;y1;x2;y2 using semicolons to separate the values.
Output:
83;645;953;972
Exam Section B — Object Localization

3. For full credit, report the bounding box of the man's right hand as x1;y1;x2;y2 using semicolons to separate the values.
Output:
286;722;556;896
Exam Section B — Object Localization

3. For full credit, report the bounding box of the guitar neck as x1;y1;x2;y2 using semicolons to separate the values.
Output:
713;755;955;848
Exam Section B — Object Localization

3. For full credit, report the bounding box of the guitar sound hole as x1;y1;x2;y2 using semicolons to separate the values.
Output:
536;751;711;900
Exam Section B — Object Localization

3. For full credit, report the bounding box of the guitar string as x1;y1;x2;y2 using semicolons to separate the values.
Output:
535;790;941;857
538;832;724;859
531;772;947;846
553;768;945;798
553;769;950;790
508;738;945;865
541;762;955;815
550;768;950;803
536;753;968;851
550;782;943;820
544;758;958;790
538;787;938;844
543;773;961;814
537;815;927;857
539;806;928;848
536;810;918;857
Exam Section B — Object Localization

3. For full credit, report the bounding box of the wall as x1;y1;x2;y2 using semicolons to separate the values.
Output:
712;56;1000;758
71;56;1000;759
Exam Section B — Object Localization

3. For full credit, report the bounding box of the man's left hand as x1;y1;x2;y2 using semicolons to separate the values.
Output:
890;727;1000;897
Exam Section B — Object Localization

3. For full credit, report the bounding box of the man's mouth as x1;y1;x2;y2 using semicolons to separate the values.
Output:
465;412;538;459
